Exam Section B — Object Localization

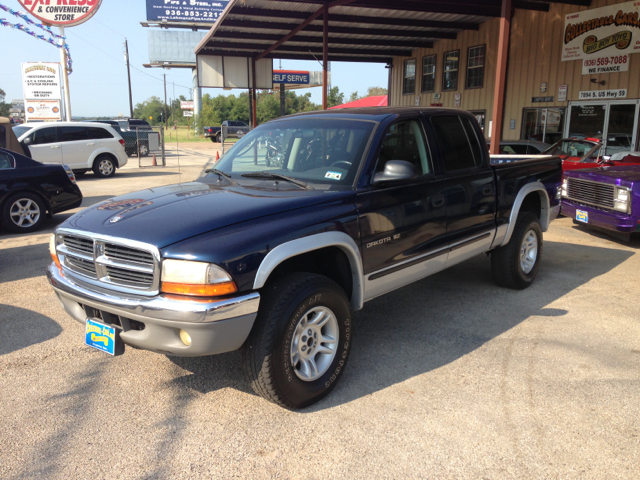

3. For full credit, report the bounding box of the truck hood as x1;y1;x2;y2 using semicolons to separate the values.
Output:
567;165;640;189
63;180;353;248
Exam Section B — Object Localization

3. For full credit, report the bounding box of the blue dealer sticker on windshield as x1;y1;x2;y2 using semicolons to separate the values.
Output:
325;171;342;180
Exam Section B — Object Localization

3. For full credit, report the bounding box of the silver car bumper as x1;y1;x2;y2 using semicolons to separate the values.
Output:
47;263;260;357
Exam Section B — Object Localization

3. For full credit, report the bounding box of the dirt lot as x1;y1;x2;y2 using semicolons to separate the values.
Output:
1;144;639;479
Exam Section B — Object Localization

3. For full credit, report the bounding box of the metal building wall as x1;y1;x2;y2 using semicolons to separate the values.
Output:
389;0;640;140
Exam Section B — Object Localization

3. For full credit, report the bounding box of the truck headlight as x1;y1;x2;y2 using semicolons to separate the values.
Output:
561;178;568;198
613;187;631;213
49;234;61;269
161;259;237;297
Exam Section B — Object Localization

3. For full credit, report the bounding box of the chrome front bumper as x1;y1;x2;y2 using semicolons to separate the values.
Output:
47;263;260;356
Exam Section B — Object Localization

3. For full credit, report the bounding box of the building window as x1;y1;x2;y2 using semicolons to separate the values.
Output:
466;45;485;89
521;107;566;144
403;59;416;95
421;55;436;93
442;50;459;91
469;110;486;134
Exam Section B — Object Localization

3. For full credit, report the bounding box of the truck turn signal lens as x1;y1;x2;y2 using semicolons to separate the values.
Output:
49;234;62;270
161;281;237;297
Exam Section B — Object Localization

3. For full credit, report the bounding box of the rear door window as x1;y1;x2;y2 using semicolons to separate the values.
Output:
32;127;58;145
87;127;113;140
431;115;481;171
0;151;14;169
60;126;88;142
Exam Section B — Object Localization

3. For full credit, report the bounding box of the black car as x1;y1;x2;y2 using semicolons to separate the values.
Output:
0;148;83;233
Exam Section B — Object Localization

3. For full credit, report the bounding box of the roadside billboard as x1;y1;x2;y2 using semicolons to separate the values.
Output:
563;1;640;61
17;0;103;27
22;62;61;100
180;101;194;110
146;0;229;23
25;100;62;122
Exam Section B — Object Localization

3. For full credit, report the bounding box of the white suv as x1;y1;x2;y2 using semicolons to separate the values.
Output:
13;122;128;178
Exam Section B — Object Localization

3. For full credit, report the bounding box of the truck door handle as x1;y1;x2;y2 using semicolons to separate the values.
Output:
50;145;60;149
87;142;95;146
432;194;445;208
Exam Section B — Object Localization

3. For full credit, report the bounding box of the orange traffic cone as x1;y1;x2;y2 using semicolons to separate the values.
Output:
152;154;157;166
216;151;220;161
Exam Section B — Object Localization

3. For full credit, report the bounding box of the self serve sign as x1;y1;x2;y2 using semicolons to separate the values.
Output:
273;71;310;84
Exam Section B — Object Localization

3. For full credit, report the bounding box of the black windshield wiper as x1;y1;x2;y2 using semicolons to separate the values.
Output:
204;168;232;179
241;172;310;189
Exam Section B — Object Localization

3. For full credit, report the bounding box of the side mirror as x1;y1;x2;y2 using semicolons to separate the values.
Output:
22;137;32;145
372;160;417;184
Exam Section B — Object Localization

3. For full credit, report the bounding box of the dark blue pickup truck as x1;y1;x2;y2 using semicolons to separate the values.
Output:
47;108;562;408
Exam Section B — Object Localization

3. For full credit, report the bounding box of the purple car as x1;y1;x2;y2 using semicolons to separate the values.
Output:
561;166;640;235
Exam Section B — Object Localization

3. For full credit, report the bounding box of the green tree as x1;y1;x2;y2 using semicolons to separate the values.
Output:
349;91;360;102
0;88;9;118
133;96;165;125
365;86;388;97
327;86;344;108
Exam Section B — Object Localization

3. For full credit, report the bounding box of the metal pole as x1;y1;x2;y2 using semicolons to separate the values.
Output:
124;38;134;118
59;26;72;121
247;57;253;128
489;0;511;155
251;58;257;127
280;83;286;117
322;4;328;110
164;74;168;130
386;62;392;107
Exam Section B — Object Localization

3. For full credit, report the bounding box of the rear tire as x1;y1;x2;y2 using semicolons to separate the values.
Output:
138;141;149;157
2;192;46;233
215;133;221;143
491;212;543;290
243;273;353;409
93;155;116;178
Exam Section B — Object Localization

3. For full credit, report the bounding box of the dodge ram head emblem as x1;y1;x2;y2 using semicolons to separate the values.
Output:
109;216;122;223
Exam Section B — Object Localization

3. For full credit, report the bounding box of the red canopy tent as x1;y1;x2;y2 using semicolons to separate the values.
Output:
328;95;387;109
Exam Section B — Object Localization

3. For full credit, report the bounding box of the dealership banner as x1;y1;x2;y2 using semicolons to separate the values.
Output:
146;0;229;23
22;62;61;100
563;1;640;61
25;100;62;122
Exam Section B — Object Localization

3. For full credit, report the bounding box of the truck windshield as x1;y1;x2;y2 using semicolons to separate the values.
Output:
205;118;376;189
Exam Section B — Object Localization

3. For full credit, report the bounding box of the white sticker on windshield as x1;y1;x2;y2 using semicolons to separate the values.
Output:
325;171;342;180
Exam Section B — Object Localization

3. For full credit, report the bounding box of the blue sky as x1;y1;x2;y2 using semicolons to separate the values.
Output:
0;0;388;116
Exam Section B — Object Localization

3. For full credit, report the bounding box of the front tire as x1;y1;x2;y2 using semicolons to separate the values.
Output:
93;155;116;178
243;273;353;409
2;192;46;233
491;212;543;290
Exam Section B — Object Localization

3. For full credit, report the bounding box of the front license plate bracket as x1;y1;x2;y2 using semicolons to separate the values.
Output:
85;318;124;356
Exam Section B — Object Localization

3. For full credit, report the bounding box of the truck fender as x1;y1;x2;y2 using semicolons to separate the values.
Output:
498;181;551;247
252;231;364;311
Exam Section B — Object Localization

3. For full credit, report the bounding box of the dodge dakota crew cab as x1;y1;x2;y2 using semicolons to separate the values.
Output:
47;108;562;408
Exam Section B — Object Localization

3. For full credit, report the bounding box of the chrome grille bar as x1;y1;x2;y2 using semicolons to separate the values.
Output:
566;178;615;210
55;229;161;296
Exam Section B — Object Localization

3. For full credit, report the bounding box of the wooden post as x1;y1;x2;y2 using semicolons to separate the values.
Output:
322;3;329;110
489;0;511;155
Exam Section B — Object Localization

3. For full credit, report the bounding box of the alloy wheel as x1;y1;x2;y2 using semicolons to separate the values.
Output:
290;306;339;382
520;229;538;274
9;198;41;228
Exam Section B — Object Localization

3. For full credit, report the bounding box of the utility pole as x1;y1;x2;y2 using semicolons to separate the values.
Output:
59;26;72;121
124;38;134;118
164;74;168;130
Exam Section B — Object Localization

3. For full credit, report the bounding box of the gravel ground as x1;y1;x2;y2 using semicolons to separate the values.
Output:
1;145;639;479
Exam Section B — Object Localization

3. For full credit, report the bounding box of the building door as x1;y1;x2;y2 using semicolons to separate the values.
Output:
565;100;640;156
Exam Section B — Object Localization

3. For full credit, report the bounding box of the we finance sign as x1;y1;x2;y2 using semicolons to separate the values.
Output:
273;70;310;85
18;0;103;27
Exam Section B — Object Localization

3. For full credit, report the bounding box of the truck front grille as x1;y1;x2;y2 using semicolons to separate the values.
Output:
566;178;615;210
57;233;159;295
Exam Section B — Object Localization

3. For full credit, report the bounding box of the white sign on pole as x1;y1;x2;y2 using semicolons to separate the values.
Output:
24;99;62;121
183;111;194;117
582;54;630;74
579;89;627;100
22;63;61;100
563;1;640;61
180;101;194;110
17;0;104;27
